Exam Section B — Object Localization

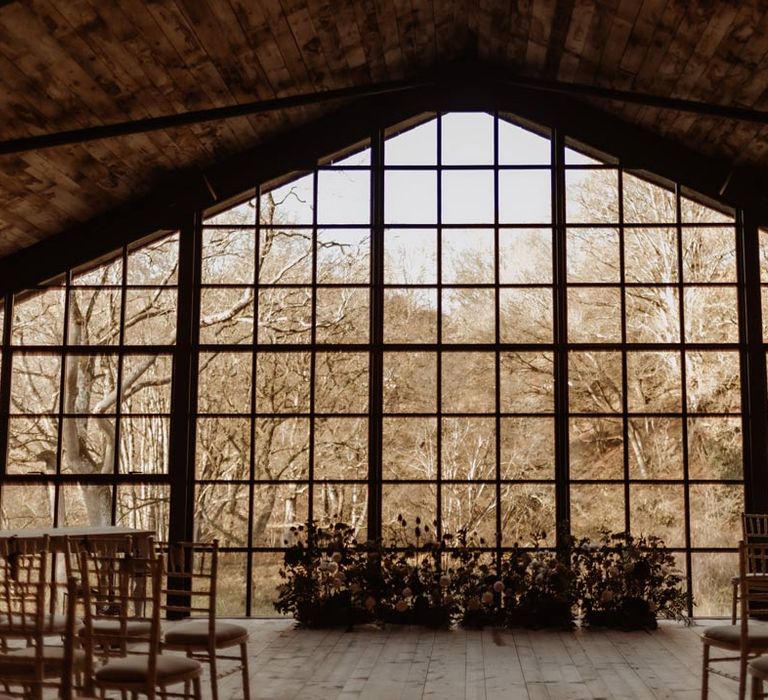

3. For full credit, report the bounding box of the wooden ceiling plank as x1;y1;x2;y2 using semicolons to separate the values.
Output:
411;0;437;69
572;0;620;85
525;0;558;74
618;0;665;85
594;0;642;89
351;0;389;82
503;0;533;69
373;0;407;78
556;0;595;82
542;0;575;80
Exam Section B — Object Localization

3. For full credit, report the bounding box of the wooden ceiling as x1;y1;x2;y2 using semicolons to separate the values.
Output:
1;0;767;260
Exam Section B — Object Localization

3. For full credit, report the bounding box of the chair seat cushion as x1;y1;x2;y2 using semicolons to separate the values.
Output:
703;621;768;648
750;655;768;678
82;618;152;639
164;620;248;648
95;654;201;684
0;645;86;677
0;613;67;634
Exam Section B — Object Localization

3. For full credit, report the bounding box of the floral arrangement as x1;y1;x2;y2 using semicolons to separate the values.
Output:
275;518;689;631
571;530;689;630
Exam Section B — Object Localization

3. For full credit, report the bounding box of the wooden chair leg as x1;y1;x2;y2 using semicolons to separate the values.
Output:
733;580;740;625
192;676;202;700
210;650;219;700
702;642;710;700
752;676;763;700
241;641;251;700
741;653;749;700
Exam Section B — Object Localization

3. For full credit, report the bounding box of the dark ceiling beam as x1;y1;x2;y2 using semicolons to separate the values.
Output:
0;78;430;156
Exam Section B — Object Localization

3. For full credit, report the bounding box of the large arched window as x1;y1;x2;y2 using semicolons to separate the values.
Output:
0;111;745;617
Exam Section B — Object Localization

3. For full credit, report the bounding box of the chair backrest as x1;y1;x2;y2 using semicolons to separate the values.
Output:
60;576;92;700
156;540;218;623
79;549;164;669
0;539;49;639
739;541;768;625
743;513;768;542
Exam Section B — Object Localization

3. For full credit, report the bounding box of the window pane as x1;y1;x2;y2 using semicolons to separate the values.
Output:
261;174;313;226
199;352;253;414
317;229;370;284
565;169;619;223
254;417;309;480
630;485;685;547
315;288;369;344
386;118;437;165
313;483;367;533
252;483;307;547
10;354;61;413
121;355;172;414
567;229;620;283
568;288;621;343
624;228;678;283
258;288;312;344
314;417;367;479
691;552;737;618
7;416;58;474
500;352;554;413
116;484;169;540
126;233;179;285
384;229;437;284
498;170;552;224
686;351;740;413
441;112;494;165
124;289;177;345
625;287;680;343
684;287;738;343
69;289;121;346
682;228;736;283
119;416;169;474
501;417;554;479
382;418;437;480
315;352;368;413
688;417;742;479
382;484;436;545
63;354;118;414
384;289;437;343
59;416;114;475
258;228;312;284
205;198;255;226
498;117;550;165
252;552;284;617
194;482;250;547
201;229;255;285
571;484;624;538
385;171;437;224
1;485;54;528
59;484;113;527
13;289;65;345
441;171;494;224
255;352;309;414
568;351;622;413
569;417;623;479
442;483;497;544
500;484;555;546
627;417;683;479
383;352;436;413
442;352;495;413
626;351;682;413
690;484;741;548
680;197;733;224
500;288;552;344
442;229;494;284
72;255;123;286
499;228;552;283
200;287;254;345
195;417;251;480
317;170;370;225
622;173;676;223
442;289;495;344
442;417;495;480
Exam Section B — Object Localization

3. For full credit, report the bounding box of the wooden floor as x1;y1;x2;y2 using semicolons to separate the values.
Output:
210;619;739;700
